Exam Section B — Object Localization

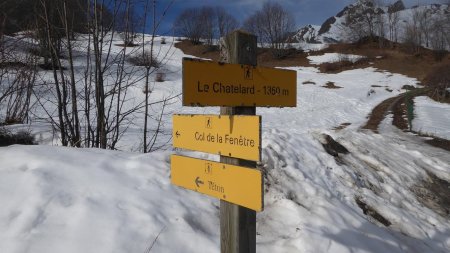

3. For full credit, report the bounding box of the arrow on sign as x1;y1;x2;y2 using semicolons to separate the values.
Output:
195;177;204;188
175;131;180;138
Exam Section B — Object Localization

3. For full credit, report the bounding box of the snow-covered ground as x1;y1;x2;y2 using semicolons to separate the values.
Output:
412;96;450;139
307;53;366;65
1;34;450;253
290;42;328;52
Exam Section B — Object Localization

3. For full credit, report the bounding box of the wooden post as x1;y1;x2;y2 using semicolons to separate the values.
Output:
220;31;258;253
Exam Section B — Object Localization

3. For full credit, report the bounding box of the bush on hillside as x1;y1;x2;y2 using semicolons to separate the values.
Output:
128;51;160;68
320;56;369;73
424;63;450;102
0;128;35;146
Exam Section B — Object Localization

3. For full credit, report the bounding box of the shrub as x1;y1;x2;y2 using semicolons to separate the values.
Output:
424;63;450;102
155;72;165;82
320;56;369;73
270;47;299;59
0;128;35;146
28;47;51;59
128;51;160;68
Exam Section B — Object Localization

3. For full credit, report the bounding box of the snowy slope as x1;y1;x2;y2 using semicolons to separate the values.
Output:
307;53;366;65
412;96;450;139
2;33;450;253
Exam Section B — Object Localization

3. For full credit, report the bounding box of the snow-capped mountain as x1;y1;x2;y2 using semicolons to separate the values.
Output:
291;0;450;46
288;24;320;43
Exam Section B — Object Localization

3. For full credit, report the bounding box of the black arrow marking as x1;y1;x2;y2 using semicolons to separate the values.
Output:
195;177;204;188
175;131;180;138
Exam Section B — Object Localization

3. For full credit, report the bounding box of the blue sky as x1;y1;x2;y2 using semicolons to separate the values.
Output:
152;0;447;35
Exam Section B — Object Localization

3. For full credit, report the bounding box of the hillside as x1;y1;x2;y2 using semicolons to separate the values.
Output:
291;0;450;48
1;31;450;252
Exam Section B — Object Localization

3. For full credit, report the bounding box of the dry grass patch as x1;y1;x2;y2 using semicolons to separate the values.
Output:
174;40;312;68
319;56;371;73
174;40;220;61
174;38;450;82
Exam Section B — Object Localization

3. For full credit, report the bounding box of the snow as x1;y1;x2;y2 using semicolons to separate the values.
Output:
412;96;450;139
307;53;366;65
1;33;450;253
0;146;219;253
290;42;328;52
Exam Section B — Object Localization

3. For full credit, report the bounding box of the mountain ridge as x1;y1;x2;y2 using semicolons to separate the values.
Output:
290;0;449;47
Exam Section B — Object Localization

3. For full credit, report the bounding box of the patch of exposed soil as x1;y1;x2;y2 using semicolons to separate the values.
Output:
320;134;349;157
412;172;450;218
333;122;351;131
256;48;311;68
322;81;342;89
355;196;392;227
363;88;450;151
363;89;427;132
391;96;410;131
318;57;371;73
362;96;398;133
174;40;220;62
320;41;450;81
425;137;450;152
175;38;450;81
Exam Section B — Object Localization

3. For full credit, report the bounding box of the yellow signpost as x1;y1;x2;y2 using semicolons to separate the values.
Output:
182;58;297;107
173;114;261;161
171;31;297;252
171;155;263;211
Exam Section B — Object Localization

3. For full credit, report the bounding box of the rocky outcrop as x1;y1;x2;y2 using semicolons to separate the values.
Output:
289;25;320;43
318;17;336;36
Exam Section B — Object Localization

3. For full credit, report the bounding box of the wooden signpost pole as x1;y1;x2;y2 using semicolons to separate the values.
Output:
220;31;258;253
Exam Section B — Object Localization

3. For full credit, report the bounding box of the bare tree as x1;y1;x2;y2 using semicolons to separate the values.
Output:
116;0;141;46
173;8;204;44
173;6;217;45
375;11;386;47
215;7;238;38
429;14;450;60
1;0;178;150
140;0;176;153
345;0;384;42
387;8;400;43
0;39;37;125
244;2;294;57
199;7;215;45
403;7;423;53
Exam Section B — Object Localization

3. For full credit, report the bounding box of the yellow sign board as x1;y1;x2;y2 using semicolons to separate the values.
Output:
182;58;297;107
173;114;261;161
171;155;263;211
